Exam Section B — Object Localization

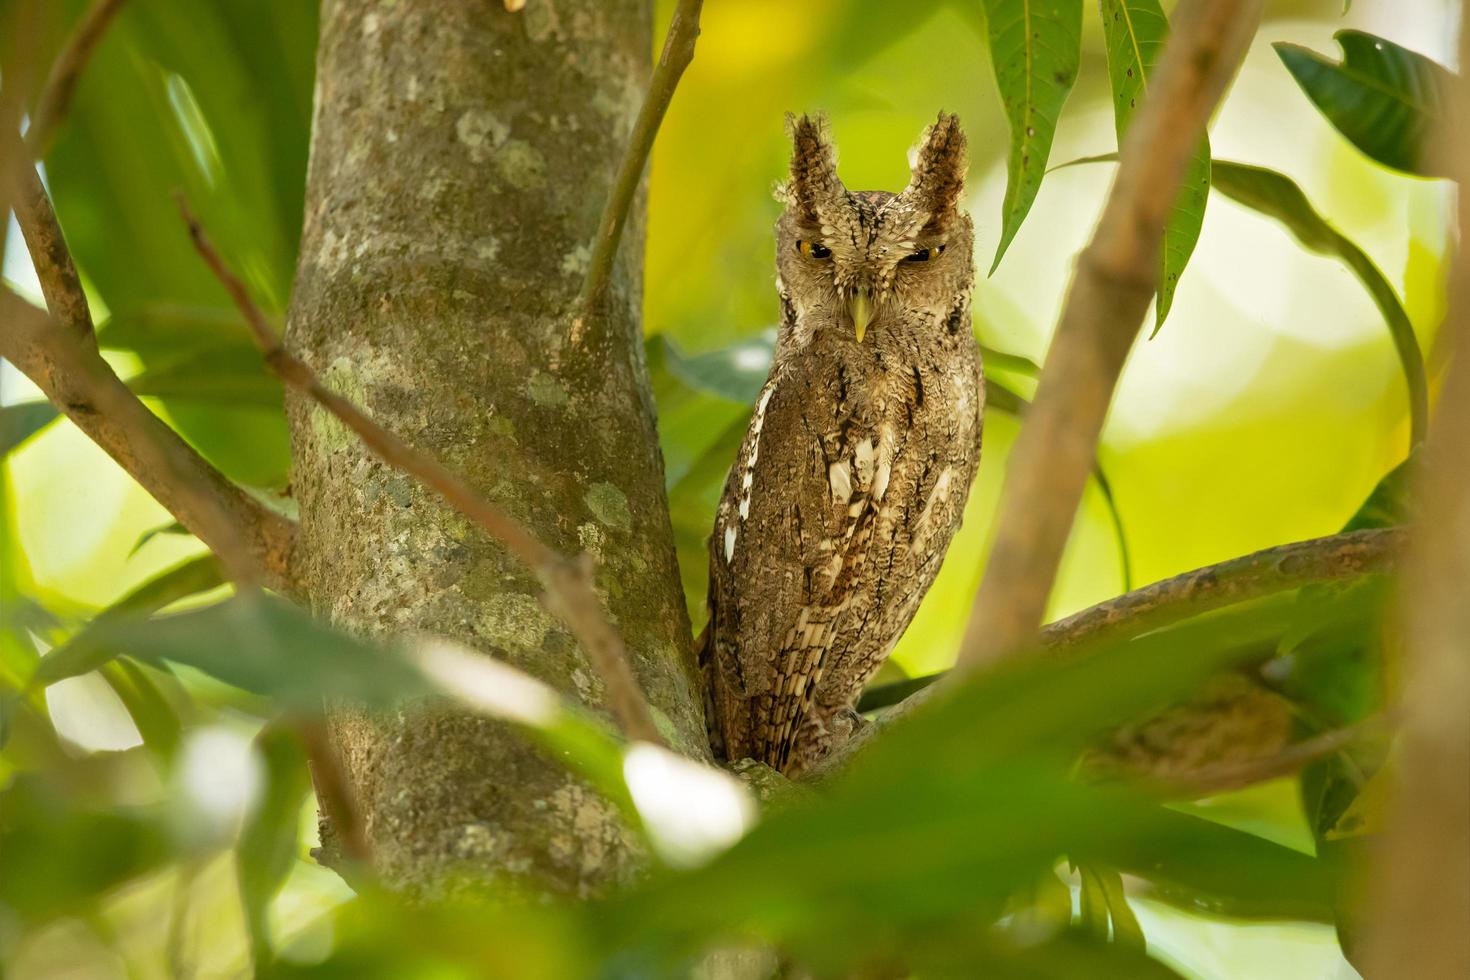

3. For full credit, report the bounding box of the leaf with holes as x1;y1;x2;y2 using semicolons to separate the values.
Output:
982;0;1083;272
1276;31;1453;178
1098;0;1210;333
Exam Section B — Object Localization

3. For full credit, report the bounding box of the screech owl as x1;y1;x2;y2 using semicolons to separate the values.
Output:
700;113;984;776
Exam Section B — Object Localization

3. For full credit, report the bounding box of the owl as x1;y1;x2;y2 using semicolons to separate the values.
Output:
700;113;984;776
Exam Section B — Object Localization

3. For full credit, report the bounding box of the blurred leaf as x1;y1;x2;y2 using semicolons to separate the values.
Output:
0;773;172;923
658;332;774;406
94;597;644;825
1211;160;1428;445
1;401;59;458
101;659;183;759
239;724;312;970
606;594;1347;971
1324;765;1388;840
130;519;190;556
1078;864;1111;940
1275;30;1454;177
129;347;284;407
1078;864;1145;950
29;555;225;688
1342;453;1416;531
96;593;429;710
982;0;1083;272
98;303;257;356
1098;0;1210;332
980;343;1042;378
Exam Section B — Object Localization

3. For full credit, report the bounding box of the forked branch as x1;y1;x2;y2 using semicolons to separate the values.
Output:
957;0;1265;671
179;200;666;748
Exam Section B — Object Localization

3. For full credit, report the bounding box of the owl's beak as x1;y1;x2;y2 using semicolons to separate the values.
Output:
848;289;873;344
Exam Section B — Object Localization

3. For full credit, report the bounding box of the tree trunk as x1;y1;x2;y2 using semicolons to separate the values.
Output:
284;0;705;899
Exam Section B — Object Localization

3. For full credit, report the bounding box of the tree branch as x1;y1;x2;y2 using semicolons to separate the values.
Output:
178;200;666;749
574;0;702;317
856;528;1404;714
13;167;95;345
0;289;295;587
956;0;1264;672
1362;6;1470;971
25;0;129;158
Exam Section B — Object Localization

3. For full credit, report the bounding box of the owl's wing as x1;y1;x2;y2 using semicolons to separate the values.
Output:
705;358;899;770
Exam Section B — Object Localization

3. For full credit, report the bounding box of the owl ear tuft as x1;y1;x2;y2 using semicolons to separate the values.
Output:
903;112;967;216
782;113;843;219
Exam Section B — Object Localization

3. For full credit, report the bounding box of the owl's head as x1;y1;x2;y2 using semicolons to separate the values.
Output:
775;113;972;346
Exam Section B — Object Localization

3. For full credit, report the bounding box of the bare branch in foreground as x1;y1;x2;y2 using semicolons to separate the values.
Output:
956;0;1264;672
1361;7;1470;972
178;200;666;748
25;0;130;158
574;0;703;317
0;288;295;588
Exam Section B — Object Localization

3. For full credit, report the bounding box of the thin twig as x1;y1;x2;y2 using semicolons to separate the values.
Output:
14;166;95;344
1362;6;1470;973
1154;714;1391;799
574;0;703;318
296;718;372;868
855;528;1404;714
0;288;294;588
956;0;1264;672
25;0;130;158
178;198;665;748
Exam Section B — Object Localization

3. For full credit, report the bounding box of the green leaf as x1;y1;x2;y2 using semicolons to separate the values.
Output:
1342;453;1416;532
1211;160;1428;445
658;333;775;405
982;0;1083;272
129;520;191;557
0;773;172;923
29;555;226;688
1275;31;1454;178
129;347;283;407
238;724;312;969
100;659;183;759
92;596;646;826
1;401;59;458
97;304;257;357
1097;0;1210;332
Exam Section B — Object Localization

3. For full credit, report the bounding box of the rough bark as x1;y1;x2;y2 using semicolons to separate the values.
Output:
285;0;705;898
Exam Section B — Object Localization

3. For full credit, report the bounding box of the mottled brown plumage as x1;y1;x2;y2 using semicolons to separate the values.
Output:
701;113;984;775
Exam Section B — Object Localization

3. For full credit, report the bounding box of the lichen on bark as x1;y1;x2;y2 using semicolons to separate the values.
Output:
286;0;704;898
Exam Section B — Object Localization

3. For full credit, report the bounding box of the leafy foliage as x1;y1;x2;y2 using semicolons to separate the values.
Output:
1276;30;1454;178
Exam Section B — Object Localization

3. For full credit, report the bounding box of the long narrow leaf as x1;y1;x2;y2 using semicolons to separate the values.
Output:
1097;0;1210;332
983;0;1083;272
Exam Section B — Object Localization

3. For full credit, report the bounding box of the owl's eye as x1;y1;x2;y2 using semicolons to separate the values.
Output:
797;240;832;260
903;243;946;262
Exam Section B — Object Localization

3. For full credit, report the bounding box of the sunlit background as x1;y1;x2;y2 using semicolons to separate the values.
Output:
2;0;1455;976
